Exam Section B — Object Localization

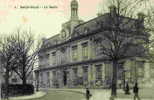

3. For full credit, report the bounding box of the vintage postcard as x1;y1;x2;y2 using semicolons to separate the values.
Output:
0;0;154;100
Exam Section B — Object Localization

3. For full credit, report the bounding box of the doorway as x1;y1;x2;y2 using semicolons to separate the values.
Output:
63;71;67;86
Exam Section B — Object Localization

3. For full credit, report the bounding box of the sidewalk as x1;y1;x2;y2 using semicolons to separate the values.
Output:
116;89;154;100
115;98;153;100
9;91;46;100
44;88;154;100
87;89;153;100
40;88;86;95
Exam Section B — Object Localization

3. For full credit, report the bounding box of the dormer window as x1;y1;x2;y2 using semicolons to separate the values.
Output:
61;29;66;39
84;27;89;34
52;52;56;65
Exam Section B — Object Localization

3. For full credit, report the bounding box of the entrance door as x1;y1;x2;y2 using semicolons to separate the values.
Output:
63;71;67;86
83;66;88;85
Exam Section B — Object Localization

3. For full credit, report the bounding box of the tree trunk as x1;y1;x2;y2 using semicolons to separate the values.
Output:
5;69;9;99
22;73;27;85
22;77;27;85
22;61;27;85
111;60;118;97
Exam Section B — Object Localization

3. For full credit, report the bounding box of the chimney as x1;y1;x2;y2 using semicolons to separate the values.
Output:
42;37;46;42
109;5;116;16
137;12;145;22
41;37;46;44
137;12;145;29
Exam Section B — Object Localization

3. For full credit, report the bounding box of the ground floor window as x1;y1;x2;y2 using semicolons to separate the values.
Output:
52;71;59;87
46;72;50;87
95;65;102;80
63;71;67;86
95;65;103;86
83;66;88;86
72;68;78;85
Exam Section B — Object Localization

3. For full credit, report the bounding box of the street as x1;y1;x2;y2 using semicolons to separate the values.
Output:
29;90;85;100
14;88;153;100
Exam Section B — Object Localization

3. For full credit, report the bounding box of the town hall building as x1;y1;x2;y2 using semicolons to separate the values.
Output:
35;0;154;88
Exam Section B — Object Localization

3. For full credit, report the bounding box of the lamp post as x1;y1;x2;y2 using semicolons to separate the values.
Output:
0;69;2;99
0;67;6;99
123;69;126;91
36;72;39;91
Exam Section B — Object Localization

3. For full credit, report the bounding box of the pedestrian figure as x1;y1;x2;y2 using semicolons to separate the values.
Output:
125;82;130;94
133;82;140;100
86;88;92;100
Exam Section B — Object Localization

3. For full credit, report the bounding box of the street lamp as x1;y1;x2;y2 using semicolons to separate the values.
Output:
122;69;126;91
0;67;6;99
0;69;3;99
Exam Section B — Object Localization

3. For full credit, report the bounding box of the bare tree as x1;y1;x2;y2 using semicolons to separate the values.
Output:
0;35;17;99
0;29;41;86
10;29;41;85
145;7;154;61
97;0;151;97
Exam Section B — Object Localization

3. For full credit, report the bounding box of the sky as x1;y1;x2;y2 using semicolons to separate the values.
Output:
0;0;106;38
0;0;154;39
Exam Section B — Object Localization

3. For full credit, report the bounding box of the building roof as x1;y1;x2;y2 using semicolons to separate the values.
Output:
40;12;147;53
72;13;139;38
42;34;60;48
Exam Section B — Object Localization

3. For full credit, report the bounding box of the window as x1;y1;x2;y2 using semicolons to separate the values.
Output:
82;42;88;59
47;72;50;87
84;27;89;34
137;61;144;78
94;39;102;56
72;45;78;61
52;52;56;65
73;68;78;76
83;66;88;82
47;72;50;78
46;53;50;64
95;65;102;80
40;73;43;86
52;71;56;80
60;48;67;64
61;29;66;39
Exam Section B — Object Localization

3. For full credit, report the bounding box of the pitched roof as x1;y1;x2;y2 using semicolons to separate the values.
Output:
72;13;138;38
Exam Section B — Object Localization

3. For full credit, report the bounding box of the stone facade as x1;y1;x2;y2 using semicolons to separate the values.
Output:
35;0;154;88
